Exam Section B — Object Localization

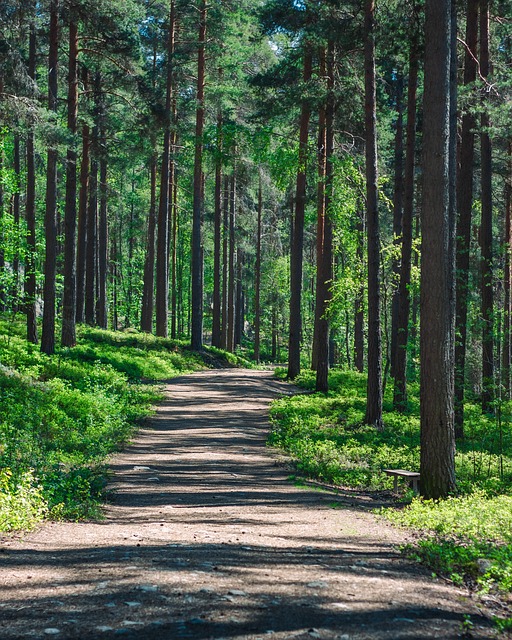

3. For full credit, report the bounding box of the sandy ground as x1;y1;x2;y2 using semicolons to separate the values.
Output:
0;368;498;639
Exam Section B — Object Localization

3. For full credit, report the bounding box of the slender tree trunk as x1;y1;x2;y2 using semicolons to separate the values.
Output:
170;168;178;338
354;207;365;372
155;0;176;337
11;136;21;312
227;174;236;353
393;30;419;412
235;253;243;348
254;170;263;363
364;0;383;429
454;0;479;434
221;175;229;350
41;0;59;354
420;0;456;499
503;141;512;398
315;43;334;393
97;97;108;329
25;13;38;344
480;0;494;413
212;108;223;348
390;73;404;379
141;149;157;333
287;47;313;380
312;47;327;373
191;0;207;350
76;117;90;324
61;19;79;347
85;148;98;325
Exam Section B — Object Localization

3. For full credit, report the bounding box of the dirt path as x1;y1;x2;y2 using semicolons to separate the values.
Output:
0;369;495;639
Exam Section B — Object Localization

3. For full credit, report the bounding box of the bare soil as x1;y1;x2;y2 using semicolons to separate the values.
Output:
0;369;498;639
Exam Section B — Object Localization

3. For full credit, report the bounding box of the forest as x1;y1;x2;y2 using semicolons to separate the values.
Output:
1;0;512;619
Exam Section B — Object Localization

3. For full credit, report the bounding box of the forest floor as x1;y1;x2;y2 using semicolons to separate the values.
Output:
0;368;501;639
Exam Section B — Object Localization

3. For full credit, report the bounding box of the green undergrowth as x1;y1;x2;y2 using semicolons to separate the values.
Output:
269;368;512;600
0;318;239;531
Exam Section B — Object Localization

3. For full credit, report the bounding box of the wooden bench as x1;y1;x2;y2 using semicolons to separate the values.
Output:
384;469;420;493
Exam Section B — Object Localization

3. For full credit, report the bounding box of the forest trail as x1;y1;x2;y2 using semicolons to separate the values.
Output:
1;369;495;639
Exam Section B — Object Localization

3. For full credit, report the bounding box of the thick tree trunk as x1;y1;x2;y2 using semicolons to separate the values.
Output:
480;0;494;413
364;0;383;429
141;150;157;333
287;47;313;380
41;0;59;355
212;107;223;348
393;33;419;412
25;14;38;344
454;0;479;434
420;0;456;499
191;0;207;350
315;43;334;394
254;171;262;363
61;19;79;347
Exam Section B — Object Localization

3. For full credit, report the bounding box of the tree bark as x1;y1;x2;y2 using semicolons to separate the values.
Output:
503;141;512;398
227;174;236;353
41;0;59;355
141;149;157;333
480;0;494;413
454;0;479;434
191;0;207;350
61;18;79;347
315;42;334;394
364;0;383;429
393;29;419;412
25;12;38;344
287;46;313;380
420;0;457;499
212;106;223;348
354;207;365;372
254;170;263;363
85;137;98;326
76;117;90;324
96;93;108;329
221;175;229;350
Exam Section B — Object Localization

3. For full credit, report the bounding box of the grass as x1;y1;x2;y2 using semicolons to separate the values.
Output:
269;367;512;601
0;317;243;531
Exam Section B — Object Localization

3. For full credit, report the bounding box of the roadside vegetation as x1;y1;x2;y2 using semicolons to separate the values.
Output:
0;318;246;532
269;368;512;602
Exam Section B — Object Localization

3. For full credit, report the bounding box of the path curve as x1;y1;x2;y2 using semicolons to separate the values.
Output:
1;369;494;639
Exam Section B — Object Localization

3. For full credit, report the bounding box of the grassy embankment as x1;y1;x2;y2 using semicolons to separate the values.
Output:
269;368;512;616
0;318;249;531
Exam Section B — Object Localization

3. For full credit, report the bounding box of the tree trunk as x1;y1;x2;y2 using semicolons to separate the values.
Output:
480;0;494;413
354;207;365;372
12;136;21;311
141;149;157;333
191;0;207;350
25;13;38;344
170;168;178;338
61;19;79;347
454;0;479;434
76;117;90;324
390;73;404;379
221;175;229;350
212;105;223;348
364;0;383;429
235;253;243;348
393;29;419;412
311;46;327;373
97;96;108;329
254;170;262;363
503;141;512;398
287;46;313;380
227;174;236;353
41;0;59;355
315;43;334;394
85;148;98;325
420;0;456;499
155;0;176;338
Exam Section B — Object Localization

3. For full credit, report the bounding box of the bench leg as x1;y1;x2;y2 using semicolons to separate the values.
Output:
411;478;419;493
393;477;398;492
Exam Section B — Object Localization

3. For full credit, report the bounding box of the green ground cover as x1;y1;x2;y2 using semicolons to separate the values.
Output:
269;368;512;602
0;319;245;531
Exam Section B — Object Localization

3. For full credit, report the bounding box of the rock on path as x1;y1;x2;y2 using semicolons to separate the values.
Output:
0;369;495;639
